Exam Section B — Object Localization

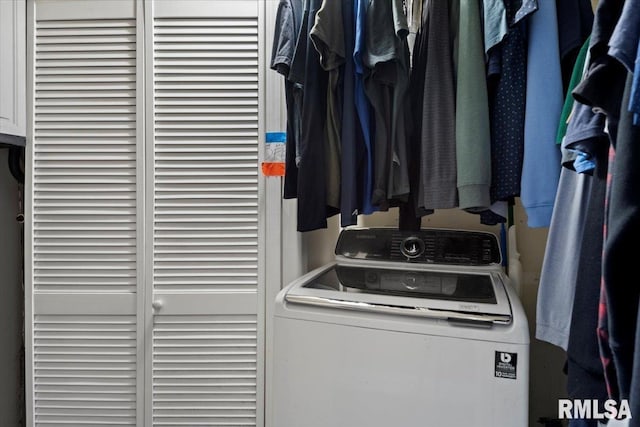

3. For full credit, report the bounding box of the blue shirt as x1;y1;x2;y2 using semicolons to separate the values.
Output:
353;0;375;215
339;0;362;226
608;0;640;73
521;0;563;227
630;40;640;126
562;101;607;174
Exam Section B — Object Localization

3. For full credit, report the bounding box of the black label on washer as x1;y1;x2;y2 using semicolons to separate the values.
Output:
495;351;517;380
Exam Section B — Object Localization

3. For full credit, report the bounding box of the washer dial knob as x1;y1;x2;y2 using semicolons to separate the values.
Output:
400;236;425;260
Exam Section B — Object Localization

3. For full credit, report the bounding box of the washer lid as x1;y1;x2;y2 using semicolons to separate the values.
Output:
285;263;512;324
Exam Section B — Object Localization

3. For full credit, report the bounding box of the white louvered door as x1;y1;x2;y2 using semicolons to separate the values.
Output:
28;0;144;426
147;2;263;425
27;0;265;426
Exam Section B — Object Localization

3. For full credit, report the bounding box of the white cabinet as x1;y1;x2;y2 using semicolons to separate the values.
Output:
26;0;265;425
0;0;26;143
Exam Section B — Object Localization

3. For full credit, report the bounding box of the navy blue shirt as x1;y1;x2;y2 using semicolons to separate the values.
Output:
293;0;339;231
555;0;593;92
567;141;609;403
354;0;376;215
488;0;529;203
339;0;363;227
603;73;640;412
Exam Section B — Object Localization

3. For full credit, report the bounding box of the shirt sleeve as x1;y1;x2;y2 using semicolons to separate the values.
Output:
310;0;345;72
271;2;297;75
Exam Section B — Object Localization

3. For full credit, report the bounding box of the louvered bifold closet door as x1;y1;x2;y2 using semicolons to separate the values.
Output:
147;1;263;426
28;1;143;426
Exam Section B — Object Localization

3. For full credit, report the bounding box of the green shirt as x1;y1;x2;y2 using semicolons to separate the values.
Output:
556;37;591;144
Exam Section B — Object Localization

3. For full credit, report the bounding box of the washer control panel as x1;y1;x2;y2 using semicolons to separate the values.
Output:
336;228;501;265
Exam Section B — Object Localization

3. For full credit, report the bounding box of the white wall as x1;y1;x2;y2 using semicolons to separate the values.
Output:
0;148;23;426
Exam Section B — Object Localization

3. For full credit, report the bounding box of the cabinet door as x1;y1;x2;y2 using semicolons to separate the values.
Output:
146;1;264;426
28;1;265;425
27;1;144;425
0;0;26;139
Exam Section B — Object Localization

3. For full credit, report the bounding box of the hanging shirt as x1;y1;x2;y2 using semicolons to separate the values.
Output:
488;0;531;203
586;2;640;409
338;0;362;227
555;0;594;92
571;0;626;175
270;0;303;199
567;0;630;404
353;0;375;215
556;0;593;61
483;0;508;53
598;146;619;401
537;80;606;351
603;73;640;415
292;0;339;232
403;3;434;224
572;0;627;136
289;0;310;142
513;0;538;24
557;38;591;145
418;0;459;211
562;102;607;172
521;0;563;228
629;40;640;126
364;0;411;208
566;141;609;403
407;0;423;35
388;2;412;203
607;0;640;128
608;0;640;73
456;0;491;211
536;169;592;350
310;0;345;210
478;202;508;226
531;33;598;354
558;42;601;173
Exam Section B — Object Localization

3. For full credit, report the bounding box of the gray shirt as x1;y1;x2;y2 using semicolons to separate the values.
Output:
364;0;411;207
310;0;345;210
418;0;459;210
536;167;592;350
270;0;304;198
271;0;303;75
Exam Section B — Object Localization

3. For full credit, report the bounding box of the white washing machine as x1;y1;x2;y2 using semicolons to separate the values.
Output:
272;228;529;427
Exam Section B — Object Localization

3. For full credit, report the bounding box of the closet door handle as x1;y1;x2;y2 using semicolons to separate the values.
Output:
152;300;164;313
